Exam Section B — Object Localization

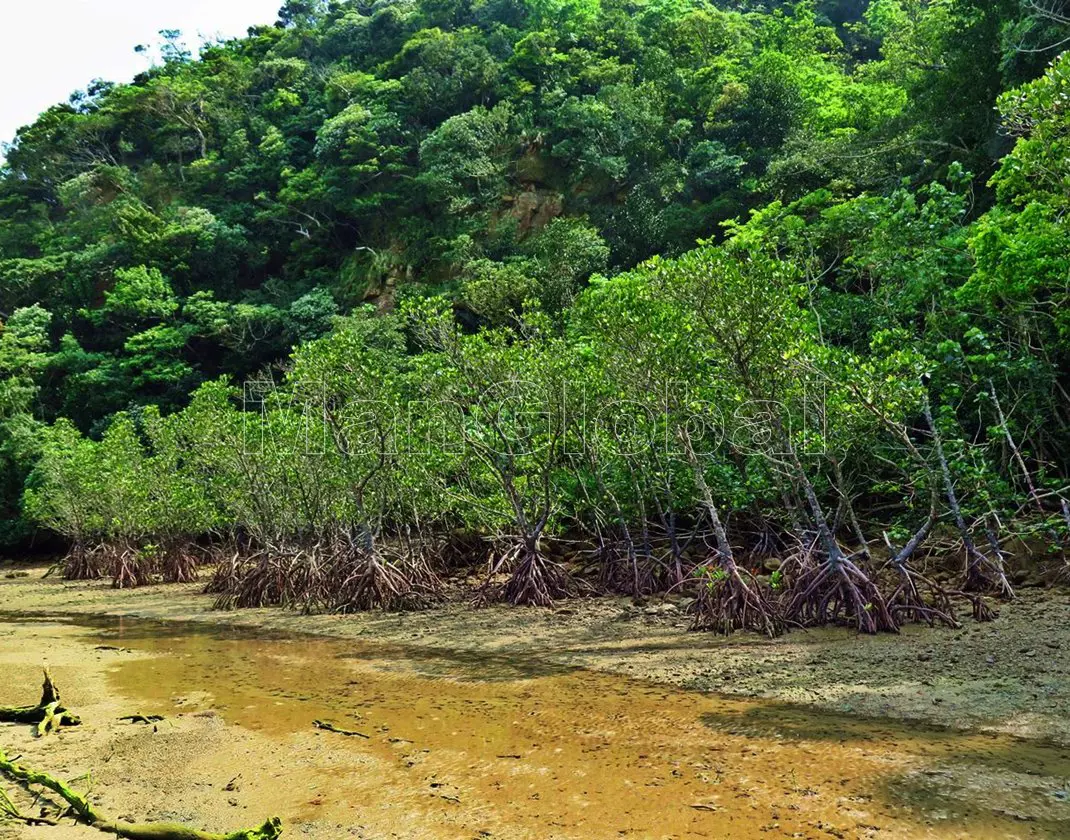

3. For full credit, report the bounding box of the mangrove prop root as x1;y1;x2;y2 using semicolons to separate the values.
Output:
64;543;104;581
476;540;574;607
161;542;201;584
204;548;243;598
109;543;156;590
219;546;300;610
885;563;961;629
323;546;436;613
921;394;1014;601
786;556;898;634
945;588;997;622
210;538;440;614
502;547;572;607
962;550;1014;600
689;562;784;638
0;746;282;840
0;669;81;734
312;720;369;738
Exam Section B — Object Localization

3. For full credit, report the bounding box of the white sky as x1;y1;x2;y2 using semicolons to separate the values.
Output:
0;0;282;150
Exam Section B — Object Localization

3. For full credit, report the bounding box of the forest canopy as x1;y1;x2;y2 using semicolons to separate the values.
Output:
2;0;1070;632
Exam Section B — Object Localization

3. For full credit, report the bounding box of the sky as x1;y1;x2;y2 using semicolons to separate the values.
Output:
0;0;283;150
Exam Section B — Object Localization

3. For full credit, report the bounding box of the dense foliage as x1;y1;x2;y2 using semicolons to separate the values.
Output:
3;0;1070;631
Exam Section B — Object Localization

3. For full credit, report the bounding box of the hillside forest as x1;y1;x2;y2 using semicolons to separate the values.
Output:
3;0;1070;634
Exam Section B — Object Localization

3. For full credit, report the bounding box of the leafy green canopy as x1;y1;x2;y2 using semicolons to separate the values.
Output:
3;0;1041;423
4;0;1070;550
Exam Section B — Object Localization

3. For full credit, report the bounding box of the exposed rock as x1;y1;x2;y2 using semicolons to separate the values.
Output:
504;185;563;237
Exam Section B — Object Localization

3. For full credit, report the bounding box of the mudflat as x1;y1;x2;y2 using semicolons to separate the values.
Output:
2;567;1070;839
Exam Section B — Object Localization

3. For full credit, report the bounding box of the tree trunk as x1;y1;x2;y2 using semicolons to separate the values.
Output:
988;380;1044;514
922;393;1014;598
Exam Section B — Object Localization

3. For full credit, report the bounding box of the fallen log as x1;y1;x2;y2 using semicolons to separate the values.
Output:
0;669;81;734
0;745;282;840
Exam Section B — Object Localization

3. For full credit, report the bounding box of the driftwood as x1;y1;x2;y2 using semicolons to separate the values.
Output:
312;720;369;738
1;672;281;838
0;669;81;735
0;746;282;840
2;781;60;826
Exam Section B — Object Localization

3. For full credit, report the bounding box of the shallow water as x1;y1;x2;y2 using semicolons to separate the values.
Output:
12;614;1070;838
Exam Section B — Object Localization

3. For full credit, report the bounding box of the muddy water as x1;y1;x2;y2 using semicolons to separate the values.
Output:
18;616;1070;838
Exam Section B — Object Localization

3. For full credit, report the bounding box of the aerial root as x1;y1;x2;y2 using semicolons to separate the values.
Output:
475;539;574;607
947;587;997;622
208;538;439;613
211;544;302;610
161;541;201;583
63;542;104;581
884;562;960;628
689;560;784;638
962;551;1015;601
106;543;155;590
786;556;898;634
321;544;438;613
